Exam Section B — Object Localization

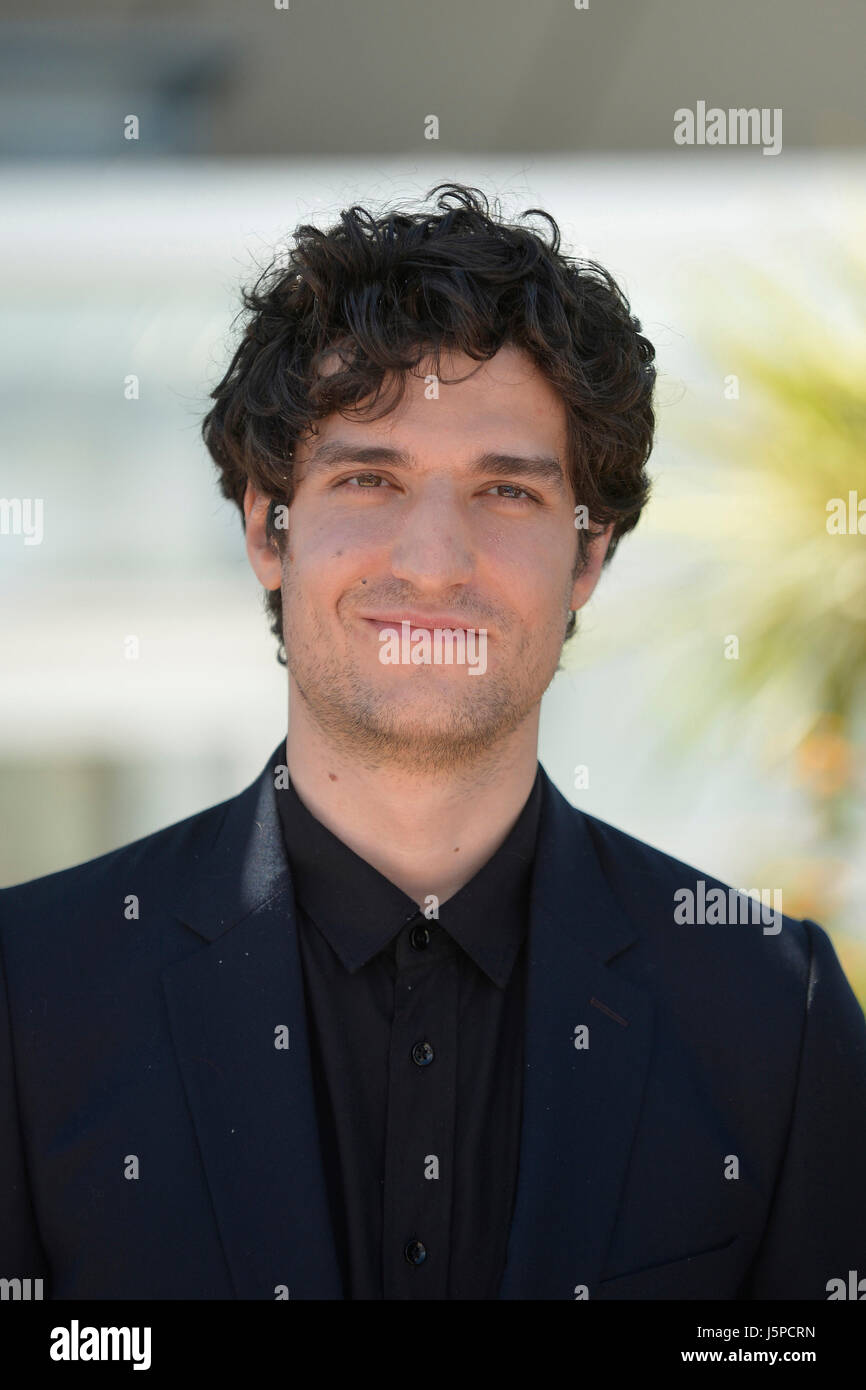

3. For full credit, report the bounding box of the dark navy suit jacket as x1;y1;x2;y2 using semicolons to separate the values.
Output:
2;744;865;1299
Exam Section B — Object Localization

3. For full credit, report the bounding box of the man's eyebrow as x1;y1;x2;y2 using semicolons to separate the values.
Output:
302;441;567;492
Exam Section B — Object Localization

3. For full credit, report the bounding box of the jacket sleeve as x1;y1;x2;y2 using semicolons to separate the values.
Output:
743;917;866;1298
0;918;50;1290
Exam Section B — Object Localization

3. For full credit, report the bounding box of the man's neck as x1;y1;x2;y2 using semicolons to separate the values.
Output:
282;713;541;908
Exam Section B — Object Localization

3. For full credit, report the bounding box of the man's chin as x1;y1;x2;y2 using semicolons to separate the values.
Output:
347;700;506;746
304;683;528;765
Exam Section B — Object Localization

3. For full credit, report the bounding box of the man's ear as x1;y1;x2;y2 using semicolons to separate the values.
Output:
570;523;614;612
243;483;282;590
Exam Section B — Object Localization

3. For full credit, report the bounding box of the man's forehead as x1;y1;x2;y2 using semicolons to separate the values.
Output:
296;342;570;476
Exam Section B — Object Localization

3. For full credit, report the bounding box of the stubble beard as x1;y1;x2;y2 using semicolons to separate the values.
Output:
282;593;569;776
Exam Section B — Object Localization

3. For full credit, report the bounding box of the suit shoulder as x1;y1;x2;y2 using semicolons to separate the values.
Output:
573;803;812;982
577;804;757;894
0;789;234;927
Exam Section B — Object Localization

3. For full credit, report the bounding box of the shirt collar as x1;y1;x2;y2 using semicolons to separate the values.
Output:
276;765;543;988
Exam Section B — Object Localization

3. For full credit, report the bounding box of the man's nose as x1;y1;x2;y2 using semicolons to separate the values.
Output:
388;485;475;590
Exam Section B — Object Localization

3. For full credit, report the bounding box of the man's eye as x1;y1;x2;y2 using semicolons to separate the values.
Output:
486;483;534;501
336;475;536;501
341;473;390;489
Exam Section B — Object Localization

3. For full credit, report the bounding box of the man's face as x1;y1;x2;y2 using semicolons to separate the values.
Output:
248;344;611;772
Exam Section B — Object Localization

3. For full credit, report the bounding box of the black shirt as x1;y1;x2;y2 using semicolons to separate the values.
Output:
275;764;543;1299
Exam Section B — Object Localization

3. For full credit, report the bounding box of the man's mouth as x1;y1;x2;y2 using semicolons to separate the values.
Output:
358;613;484;636
356;614;491;677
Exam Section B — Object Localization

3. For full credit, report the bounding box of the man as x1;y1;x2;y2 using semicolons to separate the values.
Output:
1;183;864;1301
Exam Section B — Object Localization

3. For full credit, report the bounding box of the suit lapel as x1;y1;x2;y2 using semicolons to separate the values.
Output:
498;771;654;1300
162;745;343;1300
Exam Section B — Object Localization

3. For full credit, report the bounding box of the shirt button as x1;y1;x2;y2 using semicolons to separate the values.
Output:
404;1239;427;1265
411;1040;434;1066
409;922;431;950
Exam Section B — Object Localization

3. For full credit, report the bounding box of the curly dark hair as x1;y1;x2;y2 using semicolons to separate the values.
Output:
201;182;656;665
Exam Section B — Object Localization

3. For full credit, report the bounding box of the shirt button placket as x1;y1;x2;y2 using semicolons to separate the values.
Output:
382;913;457;1299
